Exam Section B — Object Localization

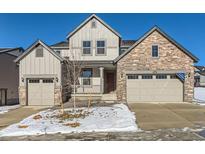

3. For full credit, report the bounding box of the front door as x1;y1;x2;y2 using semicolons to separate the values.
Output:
0;89;7;106
106;73;115;93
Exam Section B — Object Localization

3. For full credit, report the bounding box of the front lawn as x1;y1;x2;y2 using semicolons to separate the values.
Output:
0;104;138;137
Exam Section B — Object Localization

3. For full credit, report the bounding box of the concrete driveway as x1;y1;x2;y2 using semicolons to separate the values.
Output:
129;103;205;130
0;106;47;130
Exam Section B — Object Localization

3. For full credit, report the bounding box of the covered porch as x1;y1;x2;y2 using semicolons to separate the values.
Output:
73;61;117;98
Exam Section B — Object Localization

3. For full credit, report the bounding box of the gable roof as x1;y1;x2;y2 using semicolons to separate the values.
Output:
50;41;69;48
195;66;205;72
0;47;24;57
121;40;136;47
114;26;199;63
14;40;64;63
66;14;121;39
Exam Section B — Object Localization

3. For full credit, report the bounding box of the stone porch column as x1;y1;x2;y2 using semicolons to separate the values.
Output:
99;67;104;94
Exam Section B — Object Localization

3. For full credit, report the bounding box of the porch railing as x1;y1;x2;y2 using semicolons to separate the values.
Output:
74;77;102;94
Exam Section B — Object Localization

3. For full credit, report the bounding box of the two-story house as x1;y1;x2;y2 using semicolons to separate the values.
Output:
15;14;198;106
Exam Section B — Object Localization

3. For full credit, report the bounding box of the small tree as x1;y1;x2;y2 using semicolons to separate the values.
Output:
63;50;83;113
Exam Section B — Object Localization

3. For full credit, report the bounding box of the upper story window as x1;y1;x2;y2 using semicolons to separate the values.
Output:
91;20;96;28
82;41;91;55
56;50;61;55
96;40;106;55
35;46;43;57
152;45;159;58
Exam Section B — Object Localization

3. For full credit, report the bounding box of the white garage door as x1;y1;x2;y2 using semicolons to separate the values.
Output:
28;79;54;106
126;74;183;103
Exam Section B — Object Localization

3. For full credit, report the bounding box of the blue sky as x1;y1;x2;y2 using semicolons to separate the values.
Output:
0;13;204;65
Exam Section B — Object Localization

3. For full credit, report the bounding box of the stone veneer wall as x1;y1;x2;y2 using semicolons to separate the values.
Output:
116;31;195;102
19;86;26;105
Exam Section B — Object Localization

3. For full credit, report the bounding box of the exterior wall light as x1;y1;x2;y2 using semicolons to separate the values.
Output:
21;77;24;82
56;77;58;82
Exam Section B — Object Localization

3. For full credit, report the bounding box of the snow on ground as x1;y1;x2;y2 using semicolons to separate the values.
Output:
194;87;205;105
0;104;138;137
0;105;20;114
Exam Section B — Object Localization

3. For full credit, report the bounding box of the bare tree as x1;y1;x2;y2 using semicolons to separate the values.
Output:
62;50;83;113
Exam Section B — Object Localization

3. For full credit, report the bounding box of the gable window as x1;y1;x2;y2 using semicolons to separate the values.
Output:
81;68;92;85
91;20;96;28
152;45;159;58
36;47;43;57
96;40;106;55
82;41;91;55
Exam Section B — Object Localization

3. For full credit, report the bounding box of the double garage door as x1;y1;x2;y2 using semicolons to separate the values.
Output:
126;74;183;103
28;78;54;106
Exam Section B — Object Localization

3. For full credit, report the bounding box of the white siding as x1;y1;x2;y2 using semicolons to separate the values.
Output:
69;18;120;61
19;46;61;86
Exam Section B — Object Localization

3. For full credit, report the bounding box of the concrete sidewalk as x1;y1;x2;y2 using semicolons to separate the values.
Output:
0;106;47;130
129;103;205;130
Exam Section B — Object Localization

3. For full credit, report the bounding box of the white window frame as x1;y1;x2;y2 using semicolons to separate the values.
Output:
96;40;106;56
82;40;92;56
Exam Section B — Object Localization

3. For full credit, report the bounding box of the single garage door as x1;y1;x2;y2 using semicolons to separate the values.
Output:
126;74;183;103
28;78;54;106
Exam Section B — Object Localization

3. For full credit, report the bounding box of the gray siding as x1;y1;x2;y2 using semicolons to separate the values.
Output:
0;53;19;104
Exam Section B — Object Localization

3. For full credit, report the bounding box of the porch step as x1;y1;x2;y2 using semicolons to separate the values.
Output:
101;93;117;101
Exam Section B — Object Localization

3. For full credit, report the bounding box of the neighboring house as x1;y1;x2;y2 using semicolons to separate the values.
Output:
0;47;24;106
194;66;205;87
15;14;198;106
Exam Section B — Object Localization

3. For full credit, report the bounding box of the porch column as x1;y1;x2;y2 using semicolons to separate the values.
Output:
99;67;104;94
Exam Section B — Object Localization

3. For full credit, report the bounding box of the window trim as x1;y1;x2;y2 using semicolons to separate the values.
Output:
81;68;93;86
151;45;159;58
82;40;92;56
96;40;106;56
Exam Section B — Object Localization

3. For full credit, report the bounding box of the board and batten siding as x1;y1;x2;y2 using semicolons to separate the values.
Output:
69;18;120;61
19;47;62;87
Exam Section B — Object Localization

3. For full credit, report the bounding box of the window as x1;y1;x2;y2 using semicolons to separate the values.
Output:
36;47;43;57
96;40;105;55
81;68;92;85
127;74;138;79
91;20;96;28
152;45;159;57
82;41;91;55
142;74;153;79
29;79;40;83
156;74;167;79
43;79;53;83
56;50;61;55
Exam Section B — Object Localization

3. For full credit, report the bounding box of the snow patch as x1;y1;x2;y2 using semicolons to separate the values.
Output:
0;105;20;114
194;87;205;105
0;104;138;137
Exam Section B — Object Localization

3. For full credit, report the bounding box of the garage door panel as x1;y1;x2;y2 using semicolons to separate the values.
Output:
28;79;54;106
127;74;183;102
